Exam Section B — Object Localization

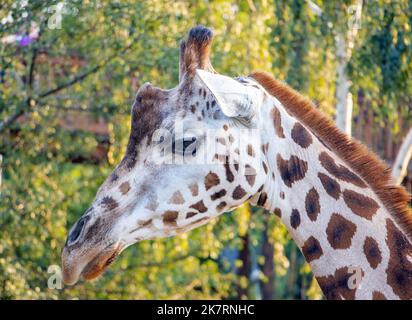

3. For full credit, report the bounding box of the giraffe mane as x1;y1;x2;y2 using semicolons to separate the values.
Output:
250;71;412;241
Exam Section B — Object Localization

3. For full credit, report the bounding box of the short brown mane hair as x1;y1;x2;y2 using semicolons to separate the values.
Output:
250;71;412;240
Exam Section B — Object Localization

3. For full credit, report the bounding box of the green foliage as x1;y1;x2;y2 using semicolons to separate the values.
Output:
349;0;412;124
1;0;411;300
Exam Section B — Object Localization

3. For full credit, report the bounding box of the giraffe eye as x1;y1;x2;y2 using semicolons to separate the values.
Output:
173;137;198;156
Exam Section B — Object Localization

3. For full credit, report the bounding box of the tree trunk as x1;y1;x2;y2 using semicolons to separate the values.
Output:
286;244;298;298
335;0;363;137
259;215;275;300
393;128;412;184
236;232;252;299
354;89;365;140
335;33;353;136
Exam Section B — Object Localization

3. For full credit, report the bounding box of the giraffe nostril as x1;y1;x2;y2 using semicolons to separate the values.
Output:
67;215;90;246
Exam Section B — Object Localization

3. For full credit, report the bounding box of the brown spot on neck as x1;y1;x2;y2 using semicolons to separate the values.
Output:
363;236;382;269
168;190;185;204
210;189;226;201
302;236;323;263
326;213;357;250
204;171;220;190
271;107;285;138
232;185;247;200
319;152;367;188
305;187;320;221
291;122;312;148
318;173;341;200
276;154;308;188
190;200;208;213
343;189;379;220
163;211;178;226
290;209;301;229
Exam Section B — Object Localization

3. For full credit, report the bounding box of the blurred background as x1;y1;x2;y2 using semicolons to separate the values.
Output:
0;0;411;300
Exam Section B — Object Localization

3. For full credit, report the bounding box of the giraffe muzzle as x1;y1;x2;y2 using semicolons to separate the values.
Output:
61;242;124;285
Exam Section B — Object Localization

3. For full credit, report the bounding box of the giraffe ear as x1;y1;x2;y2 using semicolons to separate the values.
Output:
196;69;258;120
179;26;216;82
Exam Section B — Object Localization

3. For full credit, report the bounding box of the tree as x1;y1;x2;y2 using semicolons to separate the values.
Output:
393;128;412;184
335;0;363;136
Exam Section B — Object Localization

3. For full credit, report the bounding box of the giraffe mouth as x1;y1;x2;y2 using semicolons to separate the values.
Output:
80;243;124;281
62;242;124;285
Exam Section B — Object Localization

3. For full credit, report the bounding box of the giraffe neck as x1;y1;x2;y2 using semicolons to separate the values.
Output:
255;94;412;300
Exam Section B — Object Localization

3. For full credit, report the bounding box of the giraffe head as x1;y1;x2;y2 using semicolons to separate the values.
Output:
61;26;269;285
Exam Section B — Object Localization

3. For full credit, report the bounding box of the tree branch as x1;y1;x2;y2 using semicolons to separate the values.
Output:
0;99;31;133
0;41;136;133
39;42;135;98
392;127;412;184
0;48;38;133
38;64;101;98
27;48;38;91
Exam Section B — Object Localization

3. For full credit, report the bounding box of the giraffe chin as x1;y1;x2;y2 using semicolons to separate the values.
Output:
81;245;123;282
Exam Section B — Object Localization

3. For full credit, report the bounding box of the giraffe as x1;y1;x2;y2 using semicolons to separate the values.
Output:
61;26;412;300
